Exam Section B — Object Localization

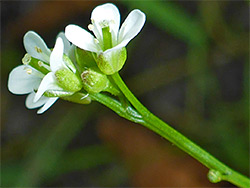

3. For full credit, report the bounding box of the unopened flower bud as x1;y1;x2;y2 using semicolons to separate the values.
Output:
97;47;127;75
81;67;109;93
207;170;222;183
55;68;82;92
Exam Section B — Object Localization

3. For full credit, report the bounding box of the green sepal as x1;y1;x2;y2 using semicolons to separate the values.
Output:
103;76;121;96
55;68;82;92
63;54;77;73
43;90;74;97
81;67;109;93
97;47;127;75
62;92;91;104
75;47;97;70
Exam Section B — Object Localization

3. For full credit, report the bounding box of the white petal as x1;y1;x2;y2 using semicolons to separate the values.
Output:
8;65;43;95
37;97;58;114
23;31;51;63
50;37;66;72
57;32;71;55
25;92;49;109
118;9;146;47
68;45;76;64
65;25;99;53
104;43;124;54
34;72;63;102
91;3;120;40
101;46;121;62
91;22;103;44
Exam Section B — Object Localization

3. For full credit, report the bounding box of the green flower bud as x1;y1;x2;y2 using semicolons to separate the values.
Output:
75;47;97;69
81;67;109;93
97;47;127;75
55;68;82;92
207;169;222;183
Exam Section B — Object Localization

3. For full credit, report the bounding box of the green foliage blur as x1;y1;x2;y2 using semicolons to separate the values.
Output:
1;1;249;187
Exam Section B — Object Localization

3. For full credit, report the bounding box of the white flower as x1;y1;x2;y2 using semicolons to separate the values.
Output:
57;32;76;62
8;61;58;114
8;31;76;114
65;3;146;55
33;37;80;103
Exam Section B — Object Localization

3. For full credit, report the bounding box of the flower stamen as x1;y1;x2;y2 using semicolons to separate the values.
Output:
100;20;110;28
38;61;43;67
37;60;51;71
22;54;31;65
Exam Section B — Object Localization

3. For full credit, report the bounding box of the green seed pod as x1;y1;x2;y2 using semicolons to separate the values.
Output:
97;47;127;75
55;68;82;92
81;67;109;93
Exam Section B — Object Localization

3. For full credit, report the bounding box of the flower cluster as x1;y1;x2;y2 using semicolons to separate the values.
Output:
8;3;145;113
65;3;145;75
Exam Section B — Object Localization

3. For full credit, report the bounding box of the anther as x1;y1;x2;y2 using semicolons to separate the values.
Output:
22;54;31;65
38;61;43;67
88;24;94;31
100;20;109;28
35;46;42;53
26;68;32;75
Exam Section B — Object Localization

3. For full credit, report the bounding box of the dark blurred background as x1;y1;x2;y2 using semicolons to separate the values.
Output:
1;1;249;187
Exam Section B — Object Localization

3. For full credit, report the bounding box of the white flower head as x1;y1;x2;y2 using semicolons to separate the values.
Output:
65;3;146;74
33;37;81;103
8;60;58;114
8;31;79;114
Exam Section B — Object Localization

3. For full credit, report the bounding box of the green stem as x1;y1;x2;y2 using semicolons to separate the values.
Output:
111;72;250;188
89;92;144;125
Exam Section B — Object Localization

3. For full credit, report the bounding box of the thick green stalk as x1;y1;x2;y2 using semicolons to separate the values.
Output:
111;72;250;188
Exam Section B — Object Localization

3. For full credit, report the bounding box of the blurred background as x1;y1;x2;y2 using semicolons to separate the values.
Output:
1;1;249;187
